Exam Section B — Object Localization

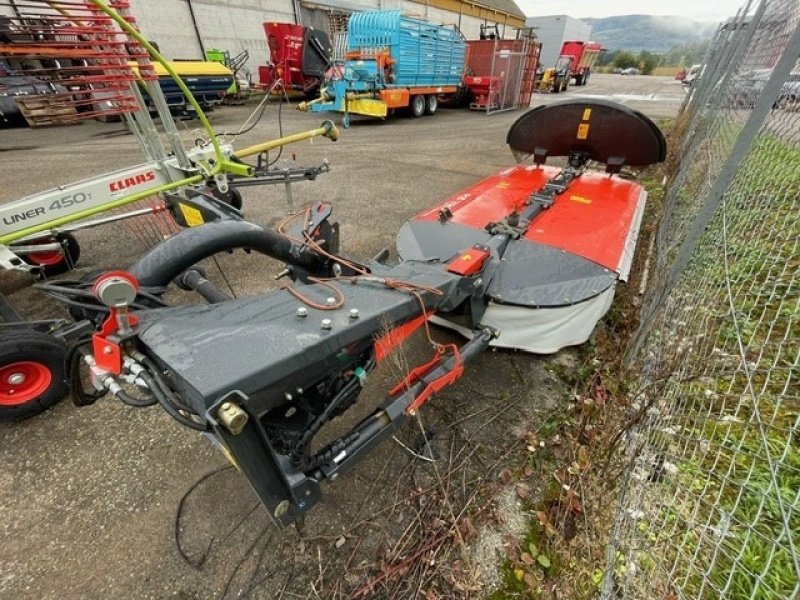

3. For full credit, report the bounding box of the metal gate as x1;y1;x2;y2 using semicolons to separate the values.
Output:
465;38;537;115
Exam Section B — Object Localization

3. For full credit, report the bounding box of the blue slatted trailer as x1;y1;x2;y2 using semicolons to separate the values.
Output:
298;10;465;127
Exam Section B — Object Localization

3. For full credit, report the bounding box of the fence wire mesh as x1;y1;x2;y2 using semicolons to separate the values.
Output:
605;1;800;599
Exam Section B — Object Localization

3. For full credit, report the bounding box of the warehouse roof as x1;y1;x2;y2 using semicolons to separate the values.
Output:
409;0;526;22
474;0;526;20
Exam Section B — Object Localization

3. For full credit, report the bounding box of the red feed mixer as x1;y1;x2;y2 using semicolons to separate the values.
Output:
38;100;665;529
259;23;332;95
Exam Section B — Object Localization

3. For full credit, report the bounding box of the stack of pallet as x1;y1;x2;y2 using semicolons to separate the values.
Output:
0;0;155;125
14;96;80;127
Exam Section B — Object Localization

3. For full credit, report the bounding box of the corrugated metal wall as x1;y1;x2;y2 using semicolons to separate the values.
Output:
0;0;522;78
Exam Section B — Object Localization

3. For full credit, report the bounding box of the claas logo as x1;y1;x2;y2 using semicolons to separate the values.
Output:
109;171;156;192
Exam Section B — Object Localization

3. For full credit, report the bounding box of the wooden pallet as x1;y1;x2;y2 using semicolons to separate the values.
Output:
14;96;81;128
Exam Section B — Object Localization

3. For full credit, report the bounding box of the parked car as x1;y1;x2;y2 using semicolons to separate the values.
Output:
777;71;800;109
683;63;703;85
727;68;771;108
621;67;640;76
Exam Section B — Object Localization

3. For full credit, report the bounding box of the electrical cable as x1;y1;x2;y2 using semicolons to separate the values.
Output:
266;86;290;168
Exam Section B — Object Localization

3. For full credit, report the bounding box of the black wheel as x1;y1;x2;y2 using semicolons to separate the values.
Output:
425;95;438;115
0;329;68;422
583;68;591;85
410;94;425;117
575;73;584;86
224;187;243;211
206;183;243;211
21;232;80;276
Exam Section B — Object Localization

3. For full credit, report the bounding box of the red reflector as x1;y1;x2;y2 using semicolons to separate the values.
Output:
446;247;490;276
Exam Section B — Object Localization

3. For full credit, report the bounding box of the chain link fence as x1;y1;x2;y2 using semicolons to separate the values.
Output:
603;0;800;598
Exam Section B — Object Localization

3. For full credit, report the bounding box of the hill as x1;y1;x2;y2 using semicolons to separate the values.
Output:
581;15;717;52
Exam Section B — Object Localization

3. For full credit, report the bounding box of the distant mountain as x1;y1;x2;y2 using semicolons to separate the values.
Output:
581;15;717;52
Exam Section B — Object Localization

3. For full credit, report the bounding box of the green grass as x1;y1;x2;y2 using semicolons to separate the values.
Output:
635;130;800;599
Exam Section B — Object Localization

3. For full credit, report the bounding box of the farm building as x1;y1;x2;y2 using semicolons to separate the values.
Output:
0;0;527;79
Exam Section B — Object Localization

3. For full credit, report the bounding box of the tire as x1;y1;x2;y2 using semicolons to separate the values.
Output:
583;68;591;85
425;95;438;115
22;232;80;276
575;73;584;86
0;329;68;422
410;95;425;118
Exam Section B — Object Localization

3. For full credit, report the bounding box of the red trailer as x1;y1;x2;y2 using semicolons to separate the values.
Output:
559;40;602;86
259;23;332;95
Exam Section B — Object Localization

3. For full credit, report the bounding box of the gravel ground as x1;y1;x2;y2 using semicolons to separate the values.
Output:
0;74;683;600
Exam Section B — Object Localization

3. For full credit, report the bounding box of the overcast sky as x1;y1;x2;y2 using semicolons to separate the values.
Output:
516;0;748;22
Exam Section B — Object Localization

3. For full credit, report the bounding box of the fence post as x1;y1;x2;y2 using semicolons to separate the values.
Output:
630;10;800;358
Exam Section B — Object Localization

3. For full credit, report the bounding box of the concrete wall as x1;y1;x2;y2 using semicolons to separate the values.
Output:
526;15;591;69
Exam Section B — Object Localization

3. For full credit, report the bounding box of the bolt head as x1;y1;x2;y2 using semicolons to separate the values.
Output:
349;308;360;319
7;373;25;386
325;297;336;307
321;318;332;330
296;307;308;317
103;346;113;355
221;402;231;411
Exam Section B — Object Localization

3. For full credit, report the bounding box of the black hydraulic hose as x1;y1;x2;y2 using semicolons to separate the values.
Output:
68;341;103;407
138;355;197;415
138;355;206;428
175;268;230;304
290;375;362;466
128;220;328;288
116;388;158;408
139;370;207;432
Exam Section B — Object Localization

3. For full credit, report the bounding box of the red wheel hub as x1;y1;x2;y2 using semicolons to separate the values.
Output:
0;361;52;406
26;249;65;266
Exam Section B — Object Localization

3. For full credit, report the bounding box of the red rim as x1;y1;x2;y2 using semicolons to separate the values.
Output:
26;249;65;267
0;361;52;406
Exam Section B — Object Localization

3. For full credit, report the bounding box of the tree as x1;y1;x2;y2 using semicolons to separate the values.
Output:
638;50;658;75
614;51;638;70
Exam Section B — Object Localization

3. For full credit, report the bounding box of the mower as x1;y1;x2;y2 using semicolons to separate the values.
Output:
37;99;665;528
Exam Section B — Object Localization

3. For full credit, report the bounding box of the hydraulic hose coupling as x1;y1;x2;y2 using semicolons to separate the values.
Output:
322;120;339;142
217;401;249;435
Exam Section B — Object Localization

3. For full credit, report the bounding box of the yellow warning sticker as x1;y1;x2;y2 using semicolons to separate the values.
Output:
577;123;590;140
179;203;205;227
570;195;592;204
582;108;592;121
498;181;510;188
